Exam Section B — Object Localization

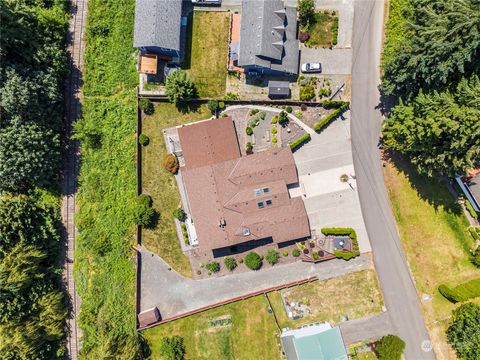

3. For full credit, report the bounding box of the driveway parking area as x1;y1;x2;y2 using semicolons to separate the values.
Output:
293;112;371;252
300;48;352;75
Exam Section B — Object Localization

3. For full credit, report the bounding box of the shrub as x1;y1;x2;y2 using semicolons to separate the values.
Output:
318;87;331;97
245;126;253;135
271;116;278;124
278;111;289;126
300;103;308;111
282;250;288;257
138;133;150;146
172;208;185;221
332;16;339;46
218;101;225;109
238;258;244;263
313;102;349;132
313;252;319;260
438;278;480;303
298;0;315;26
299;84;315;101
181;223;187;230
140;98;154;115
465;200;478;218
472;249;480;268
272;136;277;144
265;250;280;265
299;31;310;43
224;257;237;271
165;70;197;104
294;110;303;119
224;92;240;100
134;194;155;227
160;335;186;360
292;249;301;257
271;127;277;134
244;252;262;270
207;100;219;113
320;100;347;109
250;109;259;116
205;261;220;273
286;106;293;113
375;335;405;360
321;227;356;237
163;154;179;174
289;133;311;151
246;142;253;151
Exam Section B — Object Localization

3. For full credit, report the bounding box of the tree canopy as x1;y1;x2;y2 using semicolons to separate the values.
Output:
165;70;197;104
447;303;480;360
382;0;480;99
383;76;480;176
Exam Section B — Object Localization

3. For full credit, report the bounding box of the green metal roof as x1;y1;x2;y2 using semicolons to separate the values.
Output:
294;327;348;360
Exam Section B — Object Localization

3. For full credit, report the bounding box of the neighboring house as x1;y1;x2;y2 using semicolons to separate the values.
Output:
133;0;186;60
238;0;299;75
456;170;480;212
280;324;348;360
177;117;310;257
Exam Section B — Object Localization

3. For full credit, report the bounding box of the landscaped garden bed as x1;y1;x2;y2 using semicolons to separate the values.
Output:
301;10;339;48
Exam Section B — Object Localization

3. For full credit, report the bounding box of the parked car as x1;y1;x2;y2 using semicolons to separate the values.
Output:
301;63;322;73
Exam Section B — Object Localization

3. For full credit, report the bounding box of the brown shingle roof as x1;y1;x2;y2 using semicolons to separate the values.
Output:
178;117;241;169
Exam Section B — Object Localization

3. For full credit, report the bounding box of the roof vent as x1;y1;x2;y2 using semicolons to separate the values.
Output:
242;227;250;236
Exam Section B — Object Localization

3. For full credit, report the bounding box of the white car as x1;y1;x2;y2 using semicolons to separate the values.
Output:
301;63;322;73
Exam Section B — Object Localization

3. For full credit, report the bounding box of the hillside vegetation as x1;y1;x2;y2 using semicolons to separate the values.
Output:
0;0;69;358
74;0;142;357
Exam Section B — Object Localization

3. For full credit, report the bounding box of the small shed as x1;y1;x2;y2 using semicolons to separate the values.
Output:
138;306;160;328
268;81;291;98
138;53;158;74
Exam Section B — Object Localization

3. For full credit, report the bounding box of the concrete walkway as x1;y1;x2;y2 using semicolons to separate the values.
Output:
139;245;372;319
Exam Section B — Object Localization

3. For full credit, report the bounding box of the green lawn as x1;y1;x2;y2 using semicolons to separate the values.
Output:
305;11;339;48
183;11;229;98
267;269;384;329
141;103;211;277
384;155;480;358
143;296;281;360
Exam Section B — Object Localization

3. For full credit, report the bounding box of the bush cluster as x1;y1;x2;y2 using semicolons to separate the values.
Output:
172;208;185;221
313;102;349;132
286;106;293;113
289;133;311;151
292;249;301;257
245;127;253;135
135;194;156;228
322;227;360;260
465;200;478;219
299;84;315;101
375;335;405;360
438;278;480;303
278;111;289;126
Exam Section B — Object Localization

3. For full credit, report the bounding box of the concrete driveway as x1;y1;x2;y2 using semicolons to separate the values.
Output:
300;48;352;75
292;111;371;252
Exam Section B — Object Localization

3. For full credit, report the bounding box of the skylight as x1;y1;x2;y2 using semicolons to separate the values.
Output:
257;201;264;209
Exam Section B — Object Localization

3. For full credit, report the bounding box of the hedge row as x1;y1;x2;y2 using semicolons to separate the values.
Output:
289;133;311;151
319;100;349;109
468;227;480;241
465;199;478;219
321;227;360;260
313;102;349;132
438;278;480;303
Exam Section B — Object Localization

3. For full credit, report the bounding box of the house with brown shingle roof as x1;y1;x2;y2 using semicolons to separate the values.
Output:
178;117;310;257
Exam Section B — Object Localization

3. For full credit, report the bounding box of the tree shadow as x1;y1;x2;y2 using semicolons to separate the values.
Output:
386;151;463;215
176;100;201;114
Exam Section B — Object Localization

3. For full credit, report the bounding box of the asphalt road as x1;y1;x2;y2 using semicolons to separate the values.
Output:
350;1;436;359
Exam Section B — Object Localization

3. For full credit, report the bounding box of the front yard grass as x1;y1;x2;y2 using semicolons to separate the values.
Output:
305;11;339;48
267;269;383;329
183;11;229;98
143;295;281;360
142;103;211;277
384;155;480;359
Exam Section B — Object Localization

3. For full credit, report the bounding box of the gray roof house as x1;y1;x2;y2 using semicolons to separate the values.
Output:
133;0;185;58
238;0;299;75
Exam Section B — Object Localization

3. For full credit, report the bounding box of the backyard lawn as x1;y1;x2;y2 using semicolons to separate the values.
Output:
384;156;480;359
267;269;384;329
142;103;212;277
143;295;281;360
305;11;339;48
184;11;229;98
